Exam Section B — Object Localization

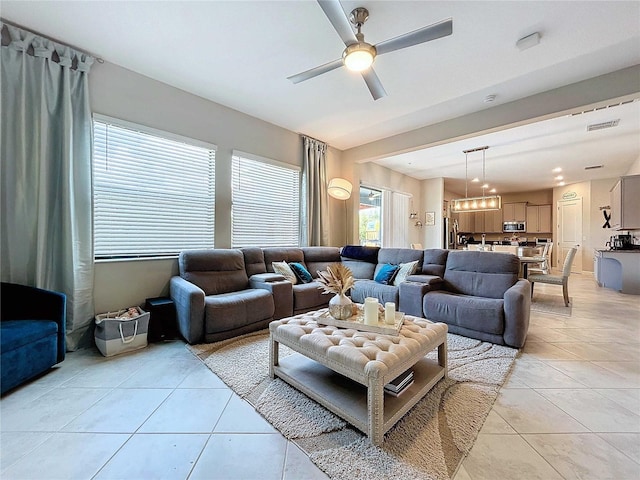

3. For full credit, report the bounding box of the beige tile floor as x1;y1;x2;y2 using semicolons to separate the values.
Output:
455;273;640;480
1;273;638;479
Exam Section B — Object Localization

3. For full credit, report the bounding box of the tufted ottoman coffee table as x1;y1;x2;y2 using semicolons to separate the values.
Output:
269;309;448;446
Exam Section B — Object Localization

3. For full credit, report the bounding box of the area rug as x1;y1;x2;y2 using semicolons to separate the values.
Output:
188;330;518;480
531;293;573;317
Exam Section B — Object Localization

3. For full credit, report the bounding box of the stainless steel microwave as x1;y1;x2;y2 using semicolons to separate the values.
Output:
503;222;526;233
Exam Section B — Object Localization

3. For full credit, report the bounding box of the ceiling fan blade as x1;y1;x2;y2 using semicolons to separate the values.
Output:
287;58;343;84
375;18;453;56
361;69;387;100
317;0;358;46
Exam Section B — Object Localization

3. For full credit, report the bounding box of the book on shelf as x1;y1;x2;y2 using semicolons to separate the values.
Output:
384;369;414;393
384;380;414;397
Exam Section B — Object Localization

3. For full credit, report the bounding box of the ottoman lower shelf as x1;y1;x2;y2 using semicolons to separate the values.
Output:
273;353;445;439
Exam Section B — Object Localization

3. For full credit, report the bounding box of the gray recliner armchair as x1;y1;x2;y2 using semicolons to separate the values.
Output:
422;251;531;348
170;249;287;344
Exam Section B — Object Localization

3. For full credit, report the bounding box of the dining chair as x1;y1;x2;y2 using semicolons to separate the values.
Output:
528;243;551;275
529;246;578;307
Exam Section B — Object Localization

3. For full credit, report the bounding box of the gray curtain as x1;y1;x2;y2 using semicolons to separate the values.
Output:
301;136;329;246
1;22;95;350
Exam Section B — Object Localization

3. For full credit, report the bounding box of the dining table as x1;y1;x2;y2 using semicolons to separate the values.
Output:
518;256;546;279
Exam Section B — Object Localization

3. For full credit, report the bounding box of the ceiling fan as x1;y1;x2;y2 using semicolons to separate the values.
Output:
288;0;453;100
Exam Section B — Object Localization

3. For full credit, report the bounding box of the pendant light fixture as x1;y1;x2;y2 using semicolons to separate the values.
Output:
452;146;501;212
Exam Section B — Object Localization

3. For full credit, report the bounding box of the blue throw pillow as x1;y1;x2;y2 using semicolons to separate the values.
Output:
374;263;399;285
289;262;313;284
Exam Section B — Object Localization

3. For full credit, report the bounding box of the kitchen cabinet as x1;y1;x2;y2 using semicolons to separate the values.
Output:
484;210;503;233
456;212;475;233
455;210;503;233
474;212;485;233
610;175;640;230
526;205;552;233
595;249;640;294
503;202;527;222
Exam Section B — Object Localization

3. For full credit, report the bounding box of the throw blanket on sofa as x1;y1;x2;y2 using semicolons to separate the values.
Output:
340;245;380;263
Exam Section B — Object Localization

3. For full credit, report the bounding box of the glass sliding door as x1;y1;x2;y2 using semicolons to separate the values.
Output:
359;186;382;246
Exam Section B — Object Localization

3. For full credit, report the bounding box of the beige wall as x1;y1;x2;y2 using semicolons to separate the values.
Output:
91;62;305;312
590;177;620;253
627;154;640;175
421;178;445;248
500;190;553;205
89;62;640;311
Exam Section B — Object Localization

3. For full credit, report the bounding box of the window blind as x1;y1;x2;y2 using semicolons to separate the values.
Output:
232;153;300;247
93;118;215;258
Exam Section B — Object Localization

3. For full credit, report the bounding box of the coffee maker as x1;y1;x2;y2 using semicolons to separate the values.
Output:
607;234;633;250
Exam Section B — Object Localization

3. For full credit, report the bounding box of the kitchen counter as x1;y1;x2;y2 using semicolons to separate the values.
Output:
594;249;640;294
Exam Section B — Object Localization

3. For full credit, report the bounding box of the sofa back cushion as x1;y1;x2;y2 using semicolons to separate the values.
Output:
443;251;519;299
241;247;267;277
373;248;424;278
263;248;305;272
179;249;249;295
302;247;341;279
421;249;449;277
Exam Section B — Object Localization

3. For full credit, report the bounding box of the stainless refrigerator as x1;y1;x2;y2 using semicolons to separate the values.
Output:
443;217;459;250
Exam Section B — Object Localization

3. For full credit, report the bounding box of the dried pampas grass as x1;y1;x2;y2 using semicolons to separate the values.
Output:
316;263;355;296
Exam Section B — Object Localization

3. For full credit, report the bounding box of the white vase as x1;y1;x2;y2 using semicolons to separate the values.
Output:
328;293;353;320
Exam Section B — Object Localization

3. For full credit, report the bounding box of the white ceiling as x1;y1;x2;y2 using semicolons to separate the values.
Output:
376;98;640;195
2;1;640;193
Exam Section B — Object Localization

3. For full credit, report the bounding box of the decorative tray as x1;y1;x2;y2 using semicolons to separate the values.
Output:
316;309;404;335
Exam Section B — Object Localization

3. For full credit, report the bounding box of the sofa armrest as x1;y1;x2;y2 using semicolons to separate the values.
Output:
170;276;206;344
250;278;293;319
503;279;531;348
1;282;66;363
405;274;443;288
398;281;435;317
249;273;286;283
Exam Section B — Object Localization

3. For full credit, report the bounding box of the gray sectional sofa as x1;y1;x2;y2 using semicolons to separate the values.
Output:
170;245;531;348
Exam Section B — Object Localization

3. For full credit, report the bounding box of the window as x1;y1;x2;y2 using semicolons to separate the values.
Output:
359;186;382;246
359;186;411;247
232;152;300;247
93;116;215;258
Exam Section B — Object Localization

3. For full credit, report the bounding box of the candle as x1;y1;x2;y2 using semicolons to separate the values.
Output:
364;297;378;325
385;302;396;324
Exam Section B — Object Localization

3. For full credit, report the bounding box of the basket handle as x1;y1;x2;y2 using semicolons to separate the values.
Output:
119;320;139;344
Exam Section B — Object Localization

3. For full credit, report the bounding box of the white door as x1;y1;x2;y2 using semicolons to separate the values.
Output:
557;198;582;272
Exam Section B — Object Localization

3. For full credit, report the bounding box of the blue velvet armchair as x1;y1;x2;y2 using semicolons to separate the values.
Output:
1;282;66;395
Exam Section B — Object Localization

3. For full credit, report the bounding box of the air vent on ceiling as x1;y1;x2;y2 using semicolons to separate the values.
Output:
571;98;638;117
585;165;604;170
587;120;619;131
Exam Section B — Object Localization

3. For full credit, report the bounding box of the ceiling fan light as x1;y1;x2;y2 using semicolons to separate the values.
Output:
343;43;376;71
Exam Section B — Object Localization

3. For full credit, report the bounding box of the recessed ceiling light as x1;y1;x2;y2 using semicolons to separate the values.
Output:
552;167;562;173
558;181;566;186
555;175;563;180
471;177;479;183
489;188;496;193
481;183;489;189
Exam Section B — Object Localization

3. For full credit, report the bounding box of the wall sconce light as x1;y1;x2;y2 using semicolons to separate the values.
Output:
415;221;423;228
410;212;418;219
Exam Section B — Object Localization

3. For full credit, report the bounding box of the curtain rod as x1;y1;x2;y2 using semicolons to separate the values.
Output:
299;133;328;145
0;18;104;63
